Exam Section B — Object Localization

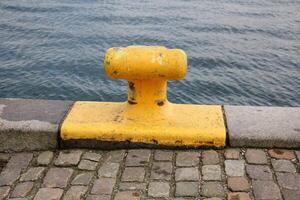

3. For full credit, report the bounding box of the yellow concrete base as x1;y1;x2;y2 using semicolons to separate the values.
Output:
61;101;226;147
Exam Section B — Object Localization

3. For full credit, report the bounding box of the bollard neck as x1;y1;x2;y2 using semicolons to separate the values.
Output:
127;79;168;107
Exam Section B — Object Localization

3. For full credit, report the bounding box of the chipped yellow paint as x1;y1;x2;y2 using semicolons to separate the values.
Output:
61;46;226;147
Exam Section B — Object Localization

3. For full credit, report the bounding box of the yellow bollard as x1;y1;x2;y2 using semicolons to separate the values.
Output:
61;46;226;147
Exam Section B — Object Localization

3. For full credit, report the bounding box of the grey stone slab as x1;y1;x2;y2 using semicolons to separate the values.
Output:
202;150;219;165
20;167;45;181
271;159;296;173
224;160;245;177
225;106;300;148
0;186;10;199
11;182;33;198
276;172;300;190
227;177;250;192
246;165;273;180
63;186;88;200
55;150;83;166
71;172;93;186
115;191;141;200
175;167;199;181
201;182;225;198
282;189;300;200
121;167;145;182
98;162;120;178
148;182;170;197
78;160;98;171
202;165;221;181
0;153;32;186
151;162;172;180
43;168;74;188
34;188;63;200
175;182;199;197
37;151;54;166
91;178;115;195
118;182;147;191
0;98;73;151
252;180;281;200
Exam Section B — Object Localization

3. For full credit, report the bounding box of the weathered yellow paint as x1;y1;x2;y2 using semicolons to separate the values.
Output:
61;46;226;147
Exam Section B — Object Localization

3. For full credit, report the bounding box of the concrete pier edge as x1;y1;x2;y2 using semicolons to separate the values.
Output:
0;98;299;151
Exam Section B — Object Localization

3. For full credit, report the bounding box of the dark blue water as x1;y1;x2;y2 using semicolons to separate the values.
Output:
0;0;299;106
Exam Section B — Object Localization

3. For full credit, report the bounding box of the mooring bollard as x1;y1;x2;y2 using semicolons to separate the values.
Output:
105;46;186;107
61;46;226;147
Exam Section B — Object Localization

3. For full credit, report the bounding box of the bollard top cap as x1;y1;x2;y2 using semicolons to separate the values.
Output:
104;45;187;80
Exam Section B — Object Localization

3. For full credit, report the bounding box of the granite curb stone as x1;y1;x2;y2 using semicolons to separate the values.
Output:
1;98;300;151
225;105;300;148
0;98;73;151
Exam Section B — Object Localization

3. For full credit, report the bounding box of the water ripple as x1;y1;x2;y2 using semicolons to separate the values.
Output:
0;0;299;106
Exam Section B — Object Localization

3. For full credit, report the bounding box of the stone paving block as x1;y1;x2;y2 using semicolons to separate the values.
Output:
55;150;83;166
225;106;300;148
282;189;300;200
1;147;300;199
228;192;251;200
201;182;225;198
202;165;221;181
203;198;222;200
98;162;119;178
63;186;88;200
6;153;33;169
148;182;170;197
37;151;54;166
154;150;173;161
115;191;141;200
224;149;240;160
91;178;115;195
34;188;63;200
175;182;198;197
0;153;32;186
118;182;147;191
246;165;272;180
271;159;296;173
20;167;45;181
78;160;98;171
125;150;151;166
43;168;73;188
0;98;73;151
224;160;245;177
175;167;199;181
106;150;125;163
86;195;110;200
276;172;300;190
295;151;300;162
252;180;281;200
71;172;93;186
11;182;33;198
245;149;268;164
176;152;199;167
122;167;145;182
202;150;219;165
0;168;22;186
151;162;172;180
0;153;10;162
227;177;250;191
268;149;295;160
0;186;10;199
82;152;102;162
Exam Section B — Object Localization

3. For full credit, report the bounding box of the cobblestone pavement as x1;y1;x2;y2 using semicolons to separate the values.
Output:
0;148;299;200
